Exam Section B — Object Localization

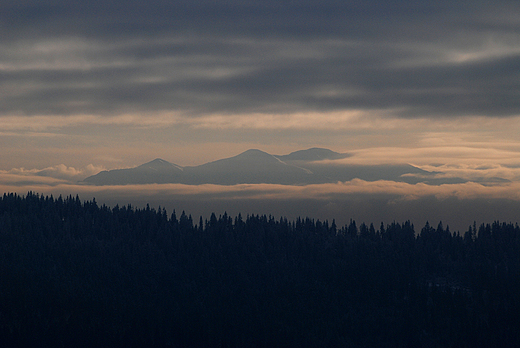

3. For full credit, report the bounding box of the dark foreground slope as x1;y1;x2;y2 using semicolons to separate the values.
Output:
1;192;519;347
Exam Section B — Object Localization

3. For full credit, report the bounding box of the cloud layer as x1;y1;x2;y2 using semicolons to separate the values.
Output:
1;1;519;121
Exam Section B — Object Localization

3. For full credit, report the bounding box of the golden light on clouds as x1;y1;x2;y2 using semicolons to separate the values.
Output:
2;177;520;202
3;112;520;136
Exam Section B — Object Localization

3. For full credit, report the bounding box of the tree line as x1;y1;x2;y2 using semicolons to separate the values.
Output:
1;192;519;347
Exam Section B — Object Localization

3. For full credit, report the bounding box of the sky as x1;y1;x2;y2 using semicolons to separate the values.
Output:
2;1;520;231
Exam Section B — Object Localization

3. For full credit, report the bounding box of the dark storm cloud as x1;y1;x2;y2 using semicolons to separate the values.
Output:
1;1;509;41
1;1;519;118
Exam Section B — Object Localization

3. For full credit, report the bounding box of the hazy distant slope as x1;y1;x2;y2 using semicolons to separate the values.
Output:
183;149;312;185
297;161;435;184
84;158;184;185
276;148;448;184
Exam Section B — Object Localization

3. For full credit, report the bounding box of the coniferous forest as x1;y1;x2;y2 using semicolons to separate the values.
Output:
1;192;519;347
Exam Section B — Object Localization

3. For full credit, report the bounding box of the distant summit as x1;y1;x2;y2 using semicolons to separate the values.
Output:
202;149;283;166
187;149;311;185
83;148;463;186
138;158;183;171
234;149;276;159
276;148;350;162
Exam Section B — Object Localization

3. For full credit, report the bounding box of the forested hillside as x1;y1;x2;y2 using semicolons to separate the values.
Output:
1;192;519;347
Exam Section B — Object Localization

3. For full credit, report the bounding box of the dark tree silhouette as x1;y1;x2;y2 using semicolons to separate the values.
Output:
0;192;519;347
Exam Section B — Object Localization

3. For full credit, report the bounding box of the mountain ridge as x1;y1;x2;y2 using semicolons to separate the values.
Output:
82;148;462;186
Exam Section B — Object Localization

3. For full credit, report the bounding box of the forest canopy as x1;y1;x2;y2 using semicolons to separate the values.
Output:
1;192;519;347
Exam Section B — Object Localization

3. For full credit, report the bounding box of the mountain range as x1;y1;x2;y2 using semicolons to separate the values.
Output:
82;148;475;186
